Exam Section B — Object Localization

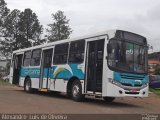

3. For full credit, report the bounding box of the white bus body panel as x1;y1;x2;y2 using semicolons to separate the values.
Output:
50;79;68;92
19;77;25;87
31;78;40;89
19;77;40;89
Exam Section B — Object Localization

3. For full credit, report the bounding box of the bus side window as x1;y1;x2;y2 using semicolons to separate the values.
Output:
68;40;85;63
30;49;41;66
23;51;31;66
53;43;69;64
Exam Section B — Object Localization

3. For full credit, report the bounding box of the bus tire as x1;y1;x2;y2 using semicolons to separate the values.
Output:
71;80;84;102
103;97;115;102
24;78;33;93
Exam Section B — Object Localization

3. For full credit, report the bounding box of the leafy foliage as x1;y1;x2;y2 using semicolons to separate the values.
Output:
46;10;72;42
0;0;45;75
18;8;43;48
0;1;73;65
0;8;44;59
0;0;10;59
154;67;160;75
148;52;160;60
0;0;10;36
0;9;21;58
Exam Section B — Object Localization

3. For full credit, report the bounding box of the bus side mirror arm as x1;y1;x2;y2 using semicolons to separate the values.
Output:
107;43;112;54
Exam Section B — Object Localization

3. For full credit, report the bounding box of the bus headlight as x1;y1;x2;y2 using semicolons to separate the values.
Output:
108;78;119;85
143;83;148;88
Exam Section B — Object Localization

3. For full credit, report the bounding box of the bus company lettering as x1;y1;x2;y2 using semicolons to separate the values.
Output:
24;69;40;75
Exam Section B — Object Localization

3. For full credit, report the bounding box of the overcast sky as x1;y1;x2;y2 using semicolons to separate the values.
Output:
5;0;160;52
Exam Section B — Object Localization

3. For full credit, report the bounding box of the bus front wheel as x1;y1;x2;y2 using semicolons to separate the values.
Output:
24;78;33;93
71;80;84;102
103;97;115;102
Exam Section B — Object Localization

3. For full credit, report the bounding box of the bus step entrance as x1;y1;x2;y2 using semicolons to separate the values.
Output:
39;88;48;92
85;91;102;98
95;95;102;98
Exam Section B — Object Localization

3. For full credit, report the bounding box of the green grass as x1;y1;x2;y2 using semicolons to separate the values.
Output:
0;79;10;86
149;88;160;96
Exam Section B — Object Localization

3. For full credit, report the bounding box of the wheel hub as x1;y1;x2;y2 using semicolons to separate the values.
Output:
73;85;79;97
25;81;30;91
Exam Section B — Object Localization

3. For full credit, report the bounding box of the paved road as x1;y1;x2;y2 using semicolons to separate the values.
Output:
0;85;160;114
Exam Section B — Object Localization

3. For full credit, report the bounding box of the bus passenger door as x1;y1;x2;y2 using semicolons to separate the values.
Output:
40;49;53;89
86;39;104;93
12;54;23;85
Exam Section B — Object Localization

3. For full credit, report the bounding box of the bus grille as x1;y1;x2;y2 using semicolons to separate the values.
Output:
120;74;144;80
121;83;132;87
125;92;139;95
120;74;144;87
121;83;142;87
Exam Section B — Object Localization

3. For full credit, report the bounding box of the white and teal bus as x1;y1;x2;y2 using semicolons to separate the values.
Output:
9;30;149;102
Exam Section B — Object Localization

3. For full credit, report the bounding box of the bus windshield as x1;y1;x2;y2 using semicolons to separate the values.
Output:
108;39;147;74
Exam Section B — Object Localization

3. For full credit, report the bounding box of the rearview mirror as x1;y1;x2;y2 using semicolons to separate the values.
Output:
107;43;112;54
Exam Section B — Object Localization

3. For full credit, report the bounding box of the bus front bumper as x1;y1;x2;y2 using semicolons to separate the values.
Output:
103;79;148;97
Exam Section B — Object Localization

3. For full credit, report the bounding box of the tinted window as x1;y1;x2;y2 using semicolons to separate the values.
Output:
17;54;23;67
30;49;41;66
43;49;53;67
115;30;146;44
69;40;85;63
108;39;147;74
23;51;31;66
53;43;69;64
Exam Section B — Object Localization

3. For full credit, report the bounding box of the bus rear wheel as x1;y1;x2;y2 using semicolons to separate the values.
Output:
103;97;115;102
24;78;33;93
71;80;84;102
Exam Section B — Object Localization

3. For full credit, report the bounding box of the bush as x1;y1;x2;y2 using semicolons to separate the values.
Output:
154;67;160;75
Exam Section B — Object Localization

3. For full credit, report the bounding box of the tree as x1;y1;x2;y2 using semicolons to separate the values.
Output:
0;0;10;59
154;67;160;75
0;8;44;59
0;9;22;59
1;9;21;58
46;10;72;42
5;60;10;76
18;8;43;48
1;9;20;55
33;38;47;46
0;0;10;37
0;38;12;59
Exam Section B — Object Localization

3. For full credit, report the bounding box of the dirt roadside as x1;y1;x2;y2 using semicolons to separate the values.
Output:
0;85;160;114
